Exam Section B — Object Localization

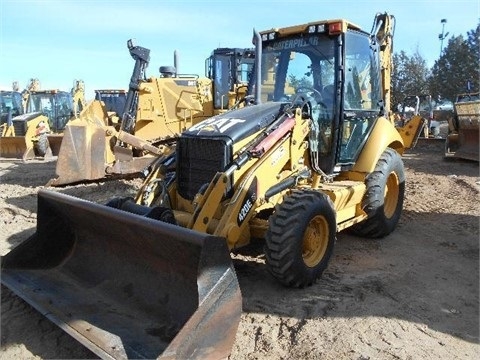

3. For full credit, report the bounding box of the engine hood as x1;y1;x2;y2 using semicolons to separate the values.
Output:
12;112;43;122
182;102;287;143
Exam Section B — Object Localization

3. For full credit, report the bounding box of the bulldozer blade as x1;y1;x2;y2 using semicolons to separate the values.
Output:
48;119;111;186
1;190;242;360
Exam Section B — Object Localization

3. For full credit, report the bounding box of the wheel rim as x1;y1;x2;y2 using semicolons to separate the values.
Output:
384;171;400;218
302;215;329;267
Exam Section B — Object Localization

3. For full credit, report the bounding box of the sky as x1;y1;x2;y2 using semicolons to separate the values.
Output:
1;0;479;100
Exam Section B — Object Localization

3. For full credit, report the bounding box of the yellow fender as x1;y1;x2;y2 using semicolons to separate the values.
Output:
352;116;404;173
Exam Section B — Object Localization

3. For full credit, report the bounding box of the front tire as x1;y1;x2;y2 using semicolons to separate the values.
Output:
265;190;336;288
33;133;50;157
350;147;405;238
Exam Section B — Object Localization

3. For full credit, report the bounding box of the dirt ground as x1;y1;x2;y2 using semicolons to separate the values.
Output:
0;141;478;360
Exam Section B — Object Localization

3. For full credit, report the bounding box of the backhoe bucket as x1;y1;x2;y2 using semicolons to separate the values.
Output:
1;190;242;359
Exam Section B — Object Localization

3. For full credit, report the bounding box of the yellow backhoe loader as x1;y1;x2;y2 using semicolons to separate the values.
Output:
1;90;24;121
1;13;424;359
0;89;52;159
445;91;479;161
0;83;86;159
20;78;41;109
48;42;255;186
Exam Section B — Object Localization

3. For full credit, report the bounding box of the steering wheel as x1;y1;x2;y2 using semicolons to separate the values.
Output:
292;86;329;118
295;86;322;100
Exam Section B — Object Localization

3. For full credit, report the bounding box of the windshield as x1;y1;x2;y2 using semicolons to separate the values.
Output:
260;34;335;105
0;91;24;120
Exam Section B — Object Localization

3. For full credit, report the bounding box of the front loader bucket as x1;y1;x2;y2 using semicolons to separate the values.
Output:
453;125;479;161
1;190;242;360
449;99;480;161
0;136;27;158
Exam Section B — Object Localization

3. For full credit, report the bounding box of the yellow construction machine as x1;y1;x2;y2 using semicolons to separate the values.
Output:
1;90;24;121
72;79;87;116
445;90;479;161
394;94;446;150
0;89;52;159
2;12;423;359
20;78;41;109
94;89;127;121
48;41;255;186
0;83;86;159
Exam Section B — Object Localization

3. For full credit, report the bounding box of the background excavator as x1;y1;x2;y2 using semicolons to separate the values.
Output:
48;42;255;186
1;12;424;360
0;80;86;159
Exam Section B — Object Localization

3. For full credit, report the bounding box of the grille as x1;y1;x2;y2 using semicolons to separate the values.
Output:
12;120;27;136
177;137;231;200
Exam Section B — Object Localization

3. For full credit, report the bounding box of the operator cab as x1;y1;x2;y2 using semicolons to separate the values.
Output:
258;20;383;174
95;90;127;117
26;91;74;132
206;48;255;110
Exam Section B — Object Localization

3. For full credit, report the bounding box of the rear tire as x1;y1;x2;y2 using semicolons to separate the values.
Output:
349;147;405;238
265;190;336;288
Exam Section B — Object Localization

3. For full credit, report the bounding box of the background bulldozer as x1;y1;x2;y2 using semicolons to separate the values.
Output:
445;91;480;161
2;12;424;359
49;41;255;186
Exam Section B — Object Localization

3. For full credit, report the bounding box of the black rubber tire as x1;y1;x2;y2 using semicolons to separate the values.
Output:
265;189;336;288
33;133;50;157
349;147;405;238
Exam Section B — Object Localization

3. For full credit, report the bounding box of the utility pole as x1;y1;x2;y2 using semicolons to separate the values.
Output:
438;19;449;57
